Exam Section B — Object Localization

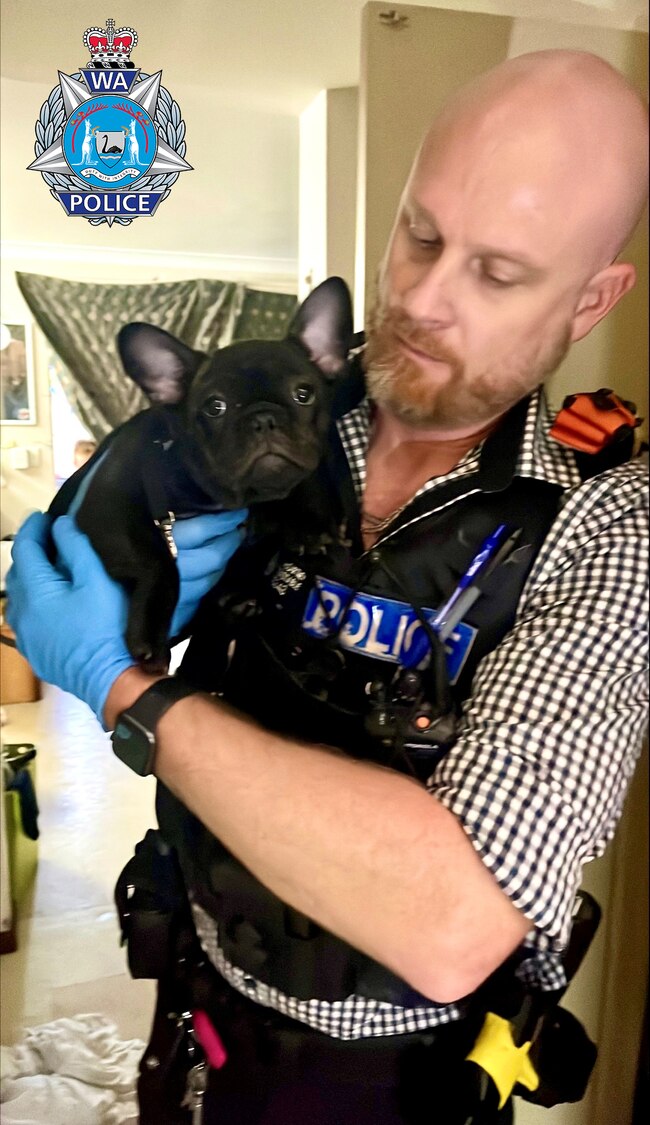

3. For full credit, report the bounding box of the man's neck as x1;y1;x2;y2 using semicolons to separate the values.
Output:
368;405;504;455
361;407;503;548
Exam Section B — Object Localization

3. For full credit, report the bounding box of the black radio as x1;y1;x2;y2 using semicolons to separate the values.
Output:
364;666;457;771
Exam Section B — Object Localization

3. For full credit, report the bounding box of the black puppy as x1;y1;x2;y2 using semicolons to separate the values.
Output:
49;277;353;672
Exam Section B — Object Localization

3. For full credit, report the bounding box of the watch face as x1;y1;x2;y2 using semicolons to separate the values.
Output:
111;677;192;776
112;715;156;776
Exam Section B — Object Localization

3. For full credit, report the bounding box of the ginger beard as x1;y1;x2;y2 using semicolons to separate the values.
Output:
364;300;573;430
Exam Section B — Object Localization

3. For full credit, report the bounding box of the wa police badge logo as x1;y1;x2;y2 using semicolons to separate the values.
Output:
28;18;192;225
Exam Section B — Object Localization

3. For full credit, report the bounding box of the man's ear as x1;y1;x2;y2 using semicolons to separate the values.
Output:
570;262;637;343
117;323;205;404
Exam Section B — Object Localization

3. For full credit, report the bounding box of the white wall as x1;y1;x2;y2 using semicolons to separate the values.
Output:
299;87;358;300
299;93;329;297
1;76;299;261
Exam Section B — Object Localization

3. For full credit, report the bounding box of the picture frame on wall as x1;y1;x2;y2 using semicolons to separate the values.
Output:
0;322;36;425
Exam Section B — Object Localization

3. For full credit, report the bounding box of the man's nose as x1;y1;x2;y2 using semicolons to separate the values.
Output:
401;256;456;327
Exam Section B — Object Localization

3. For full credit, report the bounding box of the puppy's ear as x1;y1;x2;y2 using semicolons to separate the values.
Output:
287;277;353;378
117;323;205;404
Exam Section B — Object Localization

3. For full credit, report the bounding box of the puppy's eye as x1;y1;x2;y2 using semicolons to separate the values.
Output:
293;384;315;406
202;396;227;418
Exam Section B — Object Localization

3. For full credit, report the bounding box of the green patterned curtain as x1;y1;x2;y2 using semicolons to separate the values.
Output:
16;272;297;441
232;289;300;342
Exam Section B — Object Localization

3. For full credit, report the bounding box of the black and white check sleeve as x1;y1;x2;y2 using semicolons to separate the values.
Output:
430;456;649;954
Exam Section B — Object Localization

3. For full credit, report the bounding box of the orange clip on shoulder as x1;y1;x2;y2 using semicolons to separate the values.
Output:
549;389;639;454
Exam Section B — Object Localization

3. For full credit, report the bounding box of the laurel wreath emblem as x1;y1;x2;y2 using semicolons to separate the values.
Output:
33;71;187;226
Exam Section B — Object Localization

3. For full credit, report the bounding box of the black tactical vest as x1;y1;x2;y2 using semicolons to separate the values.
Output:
156;378;619;1008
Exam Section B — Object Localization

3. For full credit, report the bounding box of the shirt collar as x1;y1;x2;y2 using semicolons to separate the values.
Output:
518;388;583;489
337;384;583;503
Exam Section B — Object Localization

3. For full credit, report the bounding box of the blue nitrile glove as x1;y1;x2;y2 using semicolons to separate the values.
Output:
5;512;135;725
170;509;248;637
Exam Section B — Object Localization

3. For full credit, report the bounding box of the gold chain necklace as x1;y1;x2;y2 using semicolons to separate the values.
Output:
360;505;405;536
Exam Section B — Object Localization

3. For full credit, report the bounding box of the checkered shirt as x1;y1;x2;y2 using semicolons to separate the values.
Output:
193;387;649;1039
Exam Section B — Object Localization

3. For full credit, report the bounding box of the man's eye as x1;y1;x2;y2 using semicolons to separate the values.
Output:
409;227;440;248
482;273;516;288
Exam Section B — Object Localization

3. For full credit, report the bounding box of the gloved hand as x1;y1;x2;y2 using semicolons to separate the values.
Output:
170;509;248;637
6;508;248;724
5;512;135;725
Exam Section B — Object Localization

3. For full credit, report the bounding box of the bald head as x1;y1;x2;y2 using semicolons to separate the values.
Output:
369;50;647;432
414;50;648;271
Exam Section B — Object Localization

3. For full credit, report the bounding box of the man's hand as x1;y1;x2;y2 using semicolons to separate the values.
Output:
6;508;248;726
6;512;135;725
170;509;248;638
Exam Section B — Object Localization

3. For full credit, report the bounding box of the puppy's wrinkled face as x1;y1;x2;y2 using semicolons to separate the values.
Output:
118;276;354;509
181;339;335;506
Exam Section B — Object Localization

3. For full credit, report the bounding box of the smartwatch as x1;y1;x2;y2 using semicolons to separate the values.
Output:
111;677;197;776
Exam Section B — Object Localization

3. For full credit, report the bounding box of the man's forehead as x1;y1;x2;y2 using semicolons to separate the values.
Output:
409;55;648;268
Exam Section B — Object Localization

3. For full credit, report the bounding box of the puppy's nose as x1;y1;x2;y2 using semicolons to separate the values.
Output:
251;411;278;433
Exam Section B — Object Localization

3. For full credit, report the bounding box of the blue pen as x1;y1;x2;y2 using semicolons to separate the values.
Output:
432;523;508;633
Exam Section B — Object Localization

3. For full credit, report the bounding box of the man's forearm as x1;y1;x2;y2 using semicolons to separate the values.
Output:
106;671;530;1002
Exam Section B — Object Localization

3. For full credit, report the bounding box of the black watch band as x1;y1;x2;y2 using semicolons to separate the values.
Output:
111;677;196;776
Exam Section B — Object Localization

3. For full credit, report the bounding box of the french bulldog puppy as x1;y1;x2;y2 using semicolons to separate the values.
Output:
49;277;353;673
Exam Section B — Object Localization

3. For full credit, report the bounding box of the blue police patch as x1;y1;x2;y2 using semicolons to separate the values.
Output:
302;577;477;686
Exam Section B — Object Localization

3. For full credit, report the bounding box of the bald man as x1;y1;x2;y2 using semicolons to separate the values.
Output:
6;50;649;1124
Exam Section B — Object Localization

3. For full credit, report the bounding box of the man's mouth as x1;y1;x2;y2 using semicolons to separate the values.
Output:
395;334;449;366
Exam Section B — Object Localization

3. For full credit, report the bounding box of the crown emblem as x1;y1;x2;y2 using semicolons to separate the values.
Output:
83;18;138;68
